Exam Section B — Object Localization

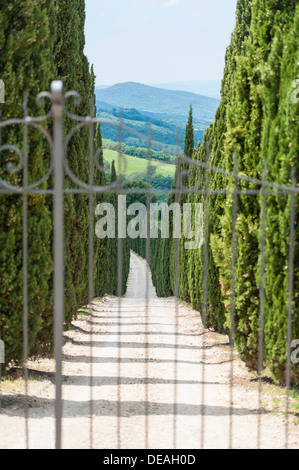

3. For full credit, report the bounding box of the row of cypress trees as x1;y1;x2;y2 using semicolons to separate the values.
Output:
147;0;299;386
0;1;129;367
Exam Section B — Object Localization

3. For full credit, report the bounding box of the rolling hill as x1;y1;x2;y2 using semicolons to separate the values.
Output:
95;82;220;126
96;82;220;152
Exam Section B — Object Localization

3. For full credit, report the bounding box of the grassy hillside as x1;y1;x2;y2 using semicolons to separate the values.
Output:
98;107;204;153
103;149;175;203
103;149;175;179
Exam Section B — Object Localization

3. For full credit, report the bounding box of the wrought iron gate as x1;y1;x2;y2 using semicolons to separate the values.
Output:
0;81;298;449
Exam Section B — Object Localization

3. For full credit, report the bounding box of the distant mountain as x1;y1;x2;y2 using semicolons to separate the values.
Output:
150;80;222;99
95;82;220;152
97;106;205;153
95;82;219;128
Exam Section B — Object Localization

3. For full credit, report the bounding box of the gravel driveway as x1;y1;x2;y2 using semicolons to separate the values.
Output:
0;252;298;449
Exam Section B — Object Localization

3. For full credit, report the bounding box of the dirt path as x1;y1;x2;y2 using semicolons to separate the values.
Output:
0;251;298;449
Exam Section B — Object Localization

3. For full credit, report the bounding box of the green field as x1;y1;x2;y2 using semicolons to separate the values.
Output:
103;149;175;179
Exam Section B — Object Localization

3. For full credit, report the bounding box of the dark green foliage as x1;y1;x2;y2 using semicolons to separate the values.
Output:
96;81;220;152
94;122;110;298
102;139;175;163
98;107;204;154
1;0;298;389
103;161;130;296
150;0;299;386
105;161;118;295
110;160;117;183
0;0;54;365
179;105;194;302
184;106;194;159
210;0;299;383
0;0;130;367
95;82;220;127
188;130;226;332
53;0;96;331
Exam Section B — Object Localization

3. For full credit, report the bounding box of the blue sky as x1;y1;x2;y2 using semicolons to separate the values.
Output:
84;0;238;86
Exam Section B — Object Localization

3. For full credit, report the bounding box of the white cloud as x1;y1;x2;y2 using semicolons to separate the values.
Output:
161;0;179;8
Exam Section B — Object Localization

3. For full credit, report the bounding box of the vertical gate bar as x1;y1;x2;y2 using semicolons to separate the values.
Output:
285;168;296;449
117;237;123;450
145;123;153;449
201;144;210;449
257;160;267;448
88;112;95;449
52;81;64;450
174;237;180;450
117;115;124;449
229;153;239;449
173;141;181;449
0;114;2;412
22;95;29;449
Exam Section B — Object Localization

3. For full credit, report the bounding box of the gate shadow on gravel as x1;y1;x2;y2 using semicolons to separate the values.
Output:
0;395;270;418
62;355;231;366
68;339;228;350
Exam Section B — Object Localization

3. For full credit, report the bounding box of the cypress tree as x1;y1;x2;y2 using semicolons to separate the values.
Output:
210;0;299;383
106;160;119;295
94;122;111;297
110;160;117;184
0;0;54;365
208;0;298;383
187;129;226;331
106;160;130;296
255;0;299;383
51;0;96;330
152;0;298;385
0;0;132;366
180;106;195;301
184;106;194;160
